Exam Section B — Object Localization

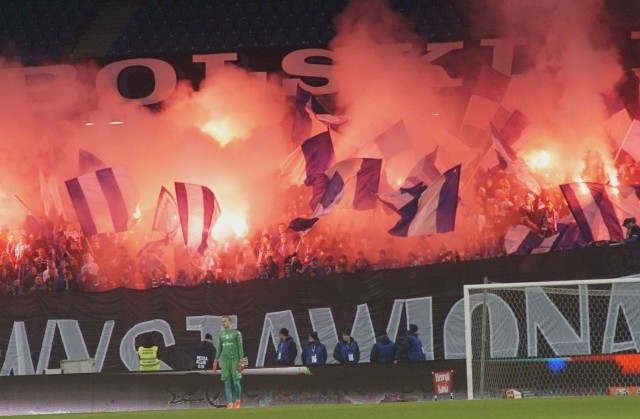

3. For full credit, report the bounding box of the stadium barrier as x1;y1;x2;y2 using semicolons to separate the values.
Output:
0;361;465;415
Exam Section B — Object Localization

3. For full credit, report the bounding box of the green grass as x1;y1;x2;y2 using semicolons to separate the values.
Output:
7;397;640;419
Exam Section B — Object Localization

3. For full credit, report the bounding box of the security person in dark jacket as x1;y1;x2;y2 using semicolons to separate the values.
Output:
301;331;327;365
370;330;396;363
276;327;298;365
333;330;360;364
194;333;217;370
622;217;640;244
396;324;426;362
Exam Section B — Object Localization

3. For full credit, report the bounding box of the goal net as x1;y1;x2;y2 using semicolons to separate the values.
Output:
463;277;640;400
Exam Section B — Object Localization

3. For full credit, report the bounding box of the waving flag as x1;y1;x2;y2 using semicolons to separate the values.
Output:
357;121;413;161
491;125;540;195
559;182;640;243
618;113;640;162
610;86;636;160
401;147;440;189
378;148;440;215
152;186;180;240
39;170;66;221
388;164;461;237
289;158;382;231
65;167;139;236
499;110;531;147
291;85;347;145
504;225;545;255
460;65;514;146
175;182;220;255
79;149;107;175
278;130;335;186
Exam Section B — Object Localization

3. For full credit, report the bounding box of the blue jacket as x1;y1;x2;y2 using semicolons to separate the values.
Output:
301;342;327;365
399;333;426;362
370;335;396;363
333;339;360;364
276;336;297;365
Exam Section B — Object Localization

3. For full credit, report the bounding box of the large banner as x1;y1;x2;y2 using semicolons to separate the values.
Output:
7;30;640;112
1;243;640;375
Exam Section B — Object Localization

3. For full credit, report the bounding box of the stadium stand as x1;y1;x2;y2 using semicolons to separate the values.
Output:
0;0;467;62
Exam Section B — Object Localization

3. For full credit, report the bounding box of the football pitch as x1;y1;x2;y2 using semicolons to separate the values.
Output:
5;397;638;419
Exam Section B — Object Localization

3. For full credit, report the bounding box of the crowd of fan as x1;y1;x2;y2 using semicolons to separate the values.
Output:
0;223;449;295
0;150;634;295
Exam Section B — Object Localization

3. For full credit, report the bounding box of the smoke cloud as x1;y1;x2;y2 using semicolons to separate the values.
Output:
0;0;631;264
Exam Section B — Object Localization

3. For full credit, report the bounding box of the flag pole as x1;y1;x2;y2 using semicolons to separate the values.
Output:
14;194;34;216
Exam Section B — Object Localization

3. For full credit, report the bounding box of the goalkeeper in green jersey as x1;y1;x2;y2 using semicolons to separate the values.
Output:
213;315;245;409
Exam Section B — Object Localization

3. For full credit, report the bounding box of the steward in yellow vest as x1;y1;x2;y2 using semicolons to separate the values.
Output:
137;338;160;372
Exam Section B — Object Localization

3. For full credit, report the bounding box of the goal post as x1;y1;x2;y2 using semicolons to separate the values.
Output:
464;276;640;400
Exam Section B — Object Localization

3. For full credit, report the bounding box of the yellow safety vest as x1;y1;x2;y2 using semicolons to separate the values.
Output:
137;345;159;371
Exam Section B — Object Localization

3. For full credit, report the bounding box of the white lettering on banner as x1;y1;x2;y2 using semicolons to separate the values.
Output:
255;310;300;367
193;52;239;76
3;33;640;110
444;293;519;359
602;282;640;353
480;38;527;76
119;319;176;371
421;41;464;88
1;320;114;376
281;48;335;96
526;285;590;357
185;314;232;345
1;36;551;110
96;58;177;105
2;286;640;375
0;64;78;111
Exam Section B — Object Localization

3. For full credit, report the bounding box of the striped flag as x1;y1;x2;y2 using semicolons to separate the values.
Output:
152;186;180;240
65;167;139;236
388;164;461;237
480;110;531;170
377;148;440;215
289;158;382;231
491;124;540;195
174;182;221;255
291;84;347;145
278;130;335;186
504;225;545;255
559;182;640;243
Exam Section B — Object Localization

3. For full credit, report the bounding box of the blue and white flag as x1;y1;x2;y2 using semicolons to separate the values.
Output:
388;164;461;237
378;148;440;215
291;84;347;145
504;225;545;255
505;218;587;255
491;124;541;195
65;167;139;236
175;182;221;255
279;130;335;186
559;182;640;243
289;158;382;231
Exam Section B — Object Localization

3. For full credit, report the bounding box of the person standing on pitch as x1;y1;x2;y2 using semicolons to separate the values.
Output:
396;324;426;362
213;315;245;409
137;336;160;372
